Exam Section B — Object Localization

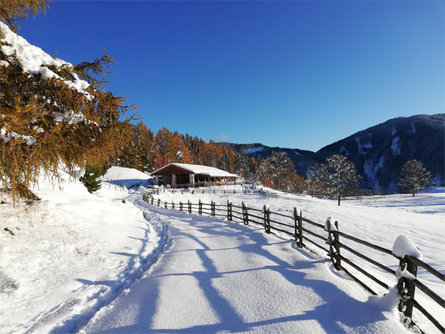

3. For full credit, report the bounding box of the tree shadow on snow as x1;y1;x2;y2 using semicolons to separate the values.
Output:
90;206;395;333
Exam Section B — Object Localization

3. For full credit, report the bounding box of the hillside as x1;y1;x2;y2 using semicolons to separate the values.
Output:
219;114;445;193
317;114;445;192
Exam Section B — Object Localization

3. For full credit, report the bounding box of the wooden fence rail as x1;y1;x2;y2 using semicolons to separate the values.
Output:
142;193;444;333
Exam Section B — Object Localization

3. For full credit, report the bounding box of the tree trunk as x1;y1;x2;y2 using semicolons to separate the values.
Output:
338;196;341;206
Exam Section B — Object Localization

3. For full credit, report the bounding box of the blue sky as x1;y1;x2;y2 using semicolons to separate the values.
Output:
18;0;445;151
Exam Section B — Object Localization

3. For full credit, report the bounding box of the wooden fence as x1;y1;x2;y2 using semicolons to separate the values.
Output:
151;186;278;197
142;193;445;333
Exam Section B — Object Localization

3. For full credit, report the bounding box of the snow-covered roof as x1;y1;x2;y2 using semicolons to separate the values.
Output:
151;163;238;178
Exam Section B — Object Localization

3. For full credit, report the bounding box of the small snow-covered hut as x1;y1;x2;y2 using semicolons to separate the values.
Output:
151;163;238;187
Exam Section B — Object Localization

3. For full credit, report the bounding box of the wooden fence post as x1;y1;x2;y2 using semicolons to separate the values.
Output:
157;198;160;207
296;211;303;247
293;208;298;244
263;205;270;233
211;201;216;216
333;221;341;269
327;220;341;270
164;201;167;209
188;200;192;214
242;202;249;225
172;201;175;209
227;200;232;221
179;201;183;211
397;256;418;323
199;200;202;215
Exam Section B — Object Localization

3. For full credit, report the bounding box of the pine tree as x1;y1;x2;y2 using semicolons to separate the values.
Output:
398;160;432;196
79;164;102;193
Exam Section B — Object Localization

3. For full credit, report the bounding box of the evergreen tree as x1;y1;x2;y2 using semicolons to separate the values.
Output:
79;164;102;193
398;160;432;196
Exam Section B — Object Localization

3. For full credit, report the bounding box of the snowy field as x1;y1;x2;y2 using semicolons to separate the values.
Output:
153;184;445;333
1;168;444;333
0;168;167;333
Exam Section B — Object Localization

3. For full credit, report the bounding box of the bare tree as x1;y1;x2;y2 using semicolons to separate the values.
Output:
398;160;432;196
306;163;329;197
325;155;360;205
267;151;295;190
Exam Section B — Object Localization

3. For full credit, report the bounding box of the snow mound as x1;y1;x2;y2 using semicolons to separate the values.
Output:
103;166;151;188
392;235;422;259
325;216;337;231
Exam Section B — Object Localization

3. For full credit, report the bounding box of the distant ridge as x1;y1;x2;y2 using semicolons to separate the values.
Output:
218;114;445;193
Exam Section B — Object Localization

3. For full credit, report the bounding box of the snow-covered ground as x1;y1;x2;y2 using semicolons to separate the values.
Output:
82;205;408;334
153;184;445;333
0;169;165;333
1;170;443;333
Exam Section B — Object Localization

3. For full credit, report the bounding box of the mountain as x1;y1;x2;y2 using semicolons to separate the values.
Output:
218;114;445;193
317;114;445;193
217;142;323;179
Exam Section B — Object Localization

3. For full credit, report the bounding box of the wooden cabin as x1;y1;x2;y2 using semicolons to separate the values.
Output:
151;163;238;188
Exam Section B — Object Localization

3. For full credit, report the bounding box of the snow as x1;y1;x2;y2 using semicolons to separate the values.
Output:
0;168;165;333
392;235;422;259
391;137;401;156
0;22;90;97
0;127;36;145
325;216;338;231
363;157;384;189
102;166;151;188
82;206;407;334
243;146;264;154
154;185;445;333
355;137;372;154
1;170;444;333
152;163;238;178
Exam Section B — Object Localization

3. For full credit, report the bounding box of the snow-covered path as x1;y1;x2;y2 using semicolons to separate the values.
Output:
82;206;408;334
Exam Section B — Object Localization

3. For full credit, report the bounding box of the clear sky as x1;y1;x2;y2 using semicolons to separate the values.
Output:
18;0;445;151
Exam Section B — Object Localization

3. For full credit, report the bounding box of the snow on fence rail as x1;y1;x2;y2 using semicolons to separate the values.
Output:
142;193;445;333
